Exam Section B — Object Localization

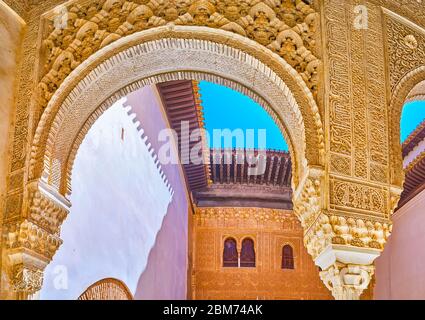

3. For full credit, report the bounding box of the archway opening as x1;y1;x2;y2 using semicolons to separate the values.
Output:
36;75;329;300
27;26;325;300
36;79;291;299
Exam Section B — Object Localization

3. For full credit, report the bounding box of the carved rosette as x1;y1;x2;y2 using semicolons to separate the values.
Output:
319;263;374;300
3;181;70;298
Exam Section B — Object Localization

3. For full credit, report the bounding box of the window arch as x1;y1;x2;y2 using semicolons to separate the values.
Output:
240;238;256;268
223;238;238;267
282;244;294;270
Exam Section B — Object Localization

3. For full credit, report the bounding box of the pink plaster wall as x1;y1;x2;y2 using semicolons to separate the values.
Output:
39;85;190;300
126;86;191;300
375;188;425;299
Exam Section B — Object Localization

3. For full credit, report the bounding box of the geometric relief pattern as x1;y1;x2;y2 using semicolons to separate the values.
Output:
330;154;351;176
384;9;425;188
372;0;425;28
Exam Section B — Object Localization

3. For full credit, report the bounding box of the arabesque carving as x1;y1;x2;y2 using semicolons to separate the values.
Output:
38;0;320;113
78;278;133;300
292;166;395;299
385;10;425;92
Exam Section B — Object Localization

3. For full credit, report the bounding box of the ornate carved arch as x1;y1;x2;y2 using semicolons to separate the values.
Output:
30;26;324;197
389;66;425;187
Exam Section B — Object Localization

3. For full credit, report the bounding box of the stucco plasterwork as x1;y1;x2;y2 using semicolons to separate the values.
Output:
193;206;333;300
385;8;425;187
389;67;425;186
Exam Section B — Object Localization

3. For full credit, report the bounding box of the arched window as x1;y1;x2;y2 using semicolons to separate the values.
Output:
223;238;238;267
78;278;133;300
240;238;256;268
282;245;294;269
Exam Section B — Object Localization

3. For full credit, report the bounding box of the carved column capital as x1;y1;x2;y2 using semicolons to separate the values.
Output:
9;259;45;294
2;181;70;298
319;263;375;300
293;168;390;299
4;219;62;298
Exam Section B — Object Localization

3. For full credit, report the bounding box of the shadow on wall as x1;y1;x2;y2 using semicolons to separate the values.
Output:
126;86;191;300
39;100;175;299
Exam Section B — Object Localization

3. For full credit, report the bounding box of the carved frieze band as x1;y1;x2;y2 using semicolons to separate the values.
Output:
196;207;299;225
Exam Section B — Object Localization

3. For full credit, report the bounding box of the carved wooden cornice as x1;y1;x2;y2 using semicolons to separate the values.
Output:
193;149;293;209
156;80;209;191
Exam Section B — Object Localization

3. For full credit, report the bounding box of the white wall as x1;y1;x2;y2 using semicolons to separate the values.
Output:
40;100;173;299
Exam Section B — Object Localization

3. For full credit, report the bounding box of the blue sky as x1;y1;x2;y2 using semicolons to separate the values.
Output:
401;101;425;142
199;81;288;151
200;81;425;148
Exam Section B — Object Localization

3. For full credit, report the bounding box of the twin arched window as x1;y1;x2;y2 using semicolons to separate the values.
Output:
223;239;294;269
223;237;255;268
282;244;294;269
